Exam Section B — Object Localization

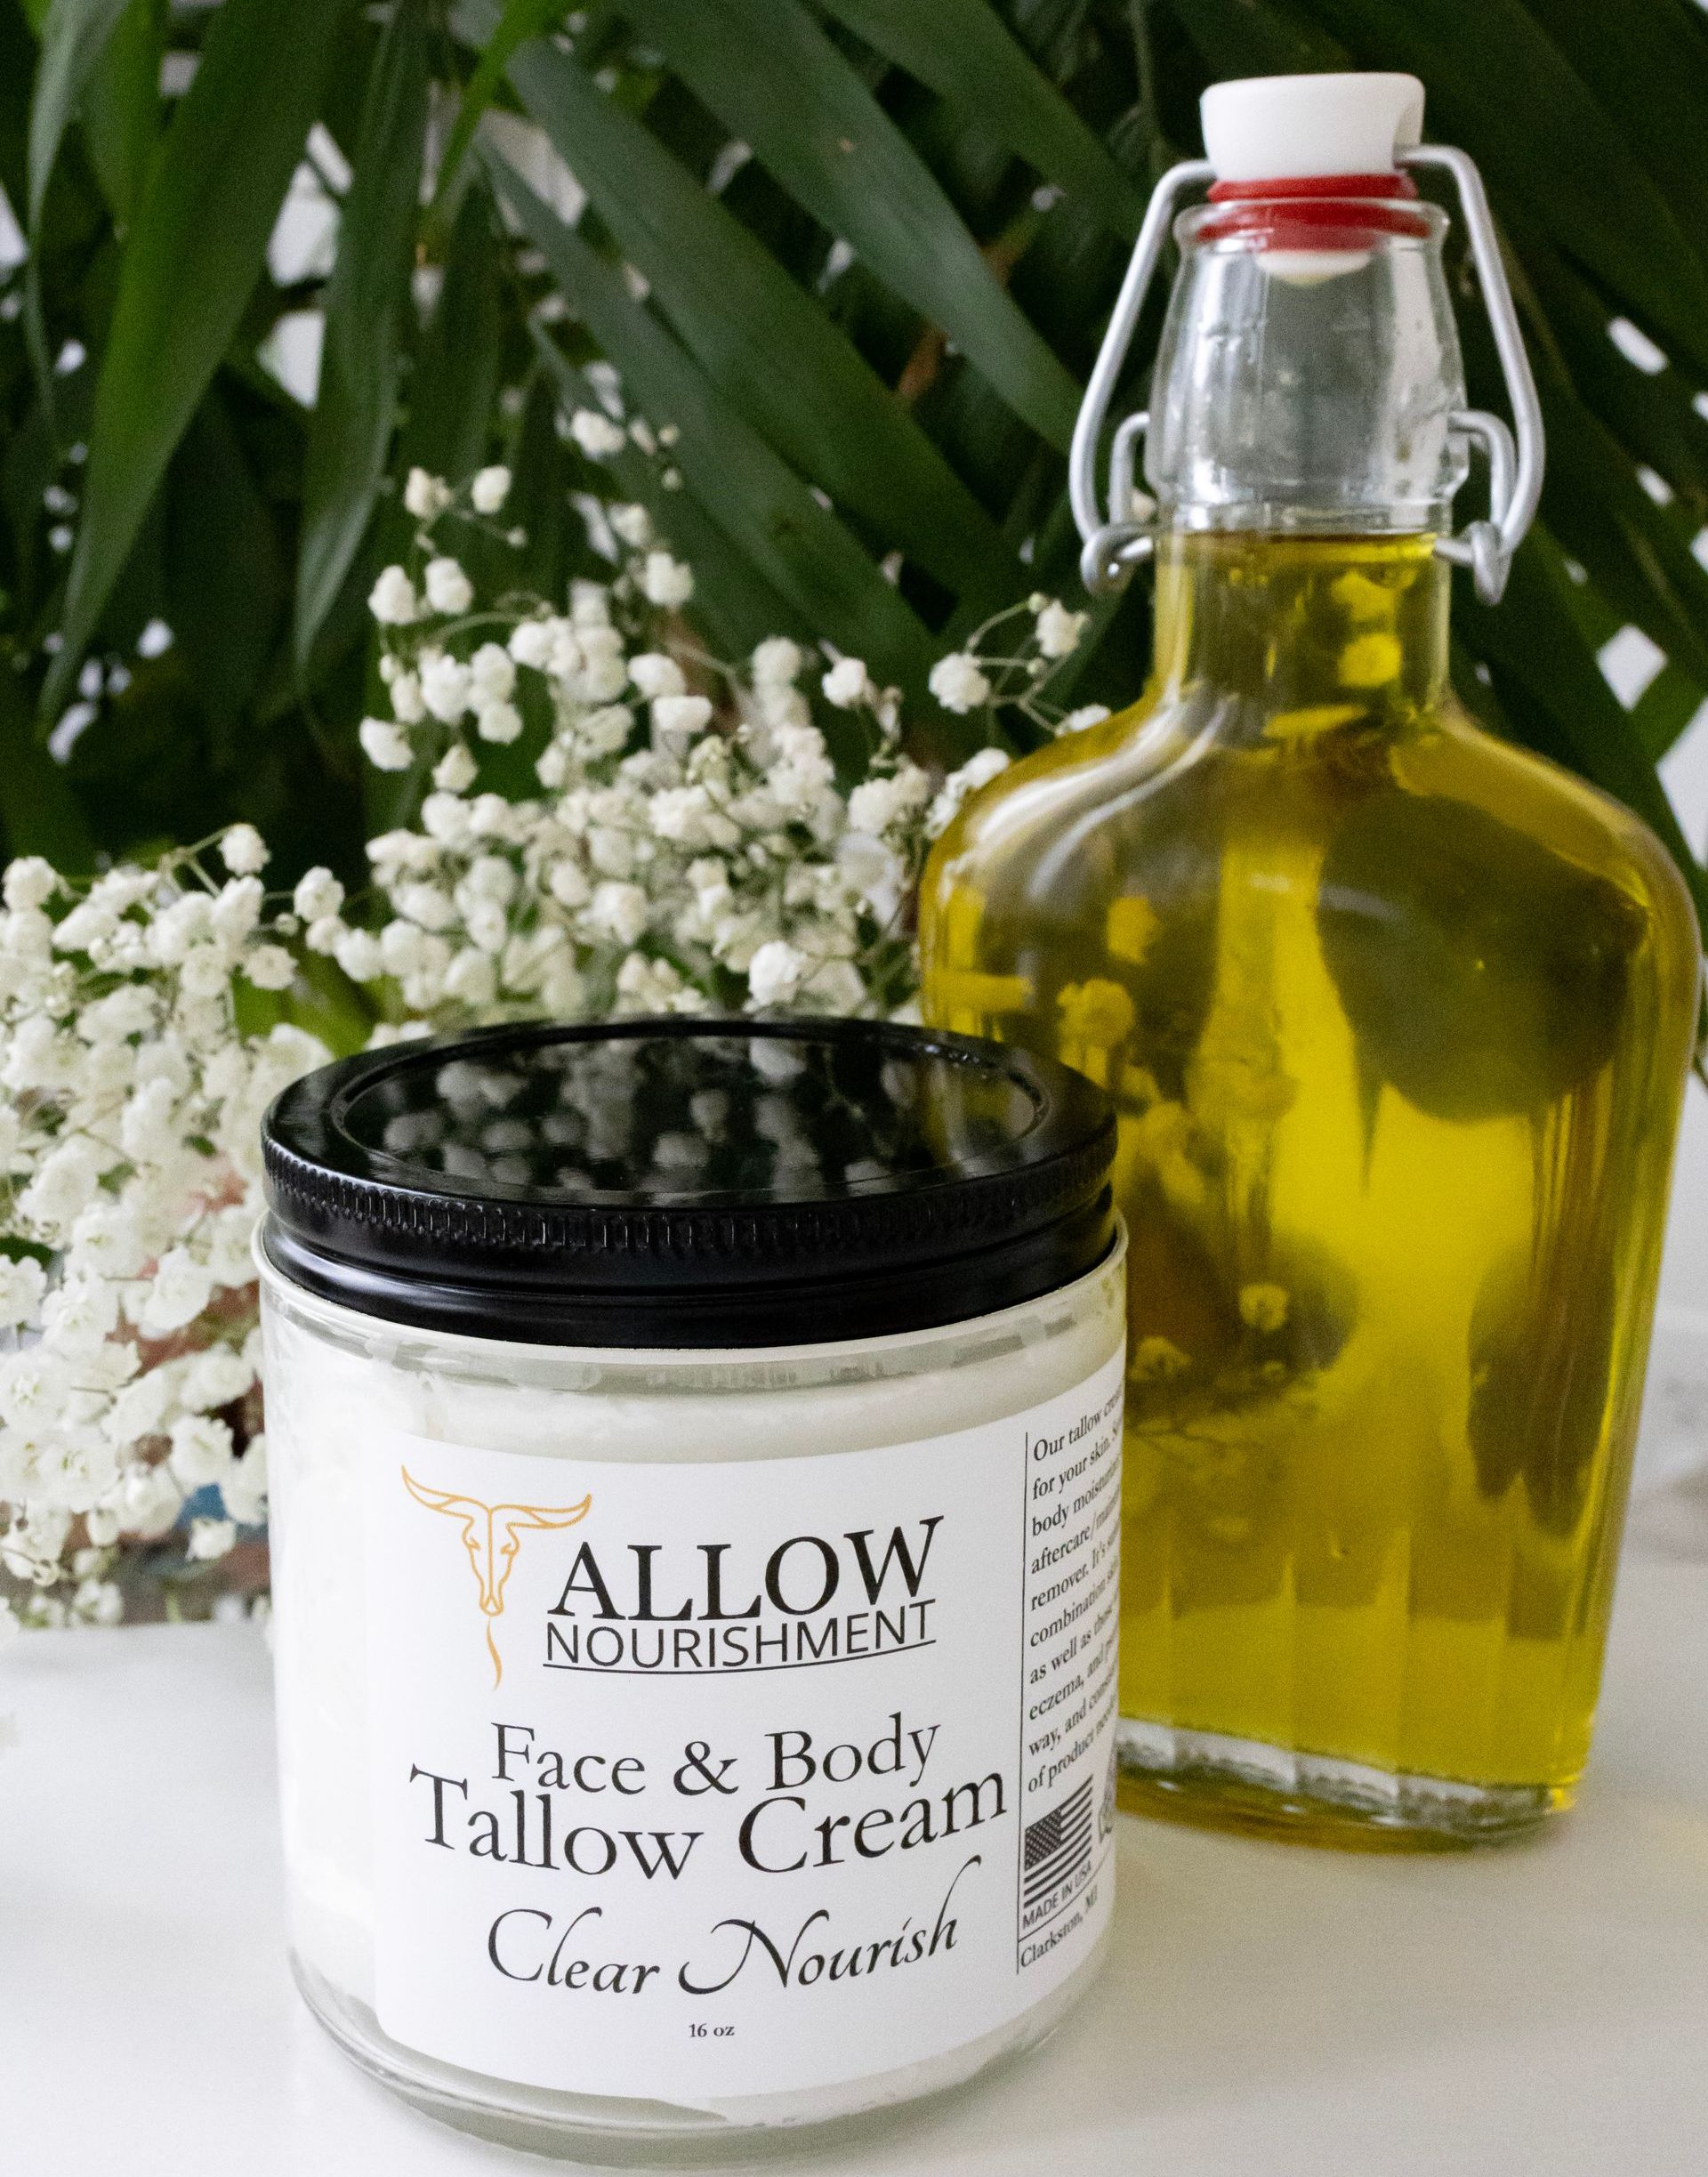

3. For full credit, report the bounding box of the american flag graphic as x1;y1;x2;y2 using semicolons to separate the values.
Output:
1022;1776;1094;1910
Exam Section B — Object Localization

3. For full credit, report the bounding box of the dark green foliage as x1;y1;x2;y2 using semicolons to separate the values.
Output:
5;0;1707;930
294;0;431;666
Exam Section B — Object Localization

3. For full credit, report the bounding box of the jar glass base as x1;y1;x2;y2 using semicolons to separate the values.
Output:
290;1941;1107;2165
1115;1717;1569;1850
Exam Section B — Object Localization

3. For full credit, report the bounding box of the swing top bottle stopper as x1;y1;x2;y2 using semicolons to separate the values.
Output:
1070;71;1543;605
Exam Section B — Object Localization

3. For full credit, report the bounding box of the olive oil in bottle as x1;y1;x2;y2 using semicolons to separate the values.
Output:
920;75;1701;1843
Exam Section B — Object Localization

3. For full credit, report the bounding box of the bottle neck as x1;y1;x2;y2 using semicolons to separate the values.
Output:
1149;531;1451;732
1146;197;1468;538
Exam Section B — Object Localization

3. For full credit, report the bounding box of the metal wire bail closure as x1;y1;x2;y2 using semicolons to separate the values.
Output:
1068;147;1545;605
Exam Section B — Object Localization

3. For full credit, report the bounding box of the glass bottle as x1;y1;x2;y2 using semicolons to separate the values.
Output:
918;74;1702;1845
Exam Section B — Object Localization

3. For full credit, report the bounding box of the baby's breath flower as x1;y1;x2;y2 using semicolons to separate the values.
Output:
368;565;418;625
420;652;472;724
218;824;269;877
630;652;686;701
140;1248;215;1335
509;620;553;669
423;556;474;616
651;694;713;747
751;637;802;689
118;1464;181;1540
206;1207;260;1291
588;881;650;948
293;867;344;922
359;718;413;771
847;762;931;837
41;1276;119;1352
835;831;904;919
821;657;873;709
391;670;425;723
575;624;628;702
0;1257;46;1329
19;1137;104;1235
927;746;1010;836
334;927;384;980
433;744;478;794
581;704;634;758
147;892;212;964
928;651;993;714
74;1575;123;1624
469;465;511;514
1035;600;1089;658
168;1415;235;1488
242;944;296;992
442;949;498;1007
747;939;808;1009
476;702;524;746
4;857;60;911
222;1439;268;1526
804;958;866;1013
405;468;452;520
608;503;652;548
571;580;611;628
210;876;264;947
396;881;457;931
470;642;517;706
639;552;694;609
568;407;627;458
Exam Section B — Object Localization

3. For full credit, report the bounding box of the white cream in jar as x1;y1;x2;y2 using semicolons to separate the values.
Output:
259;1020;1125;2158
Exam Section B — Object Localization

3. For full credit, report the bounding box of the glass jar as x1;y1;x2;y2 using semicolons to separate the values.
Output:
258;1019;1126;2158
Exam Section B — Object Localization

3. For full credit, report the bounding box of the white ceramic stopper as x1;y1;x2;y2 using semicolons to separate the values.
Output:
1201;72;1425;182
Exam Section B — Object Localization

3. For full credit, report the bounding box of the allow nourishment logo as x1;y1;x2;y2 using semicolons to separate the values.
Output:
400;1467;592;1686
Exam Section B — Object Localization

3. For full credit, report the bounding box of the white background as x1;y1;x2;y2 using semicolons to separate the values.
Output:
6;1556;1707;2176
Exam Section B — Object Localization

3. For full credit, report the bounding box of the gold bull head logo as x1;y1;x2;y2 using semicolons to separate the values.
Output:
401;1467;592;1687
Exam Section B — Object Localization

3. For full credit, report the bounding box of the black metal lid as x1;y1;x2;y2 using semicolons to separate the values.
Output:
260;1017;1116;1349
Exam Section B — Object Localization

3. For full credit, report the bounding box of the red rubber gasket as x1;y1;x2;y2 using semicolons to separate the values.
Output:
1207;173;1419;201
1199;171;1430;247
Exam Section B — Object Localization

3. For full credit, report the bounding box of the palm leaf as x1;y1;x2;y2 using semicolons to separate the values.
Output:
507;32;1023;608
818;0;1148;234
523;335;807;664
26;0;133;229
399;178;508;491
295;0;430;667
618;0;1084;449
43;0;351;714
487;149;948;703
6;0;1706;940
0;658;93;869
74;0;159;229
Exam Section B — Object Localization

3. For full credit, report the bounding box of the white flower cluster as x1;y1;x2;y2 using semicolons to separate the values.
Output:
0;832;327;1635
326;478;959;1027
0;458;1095;1625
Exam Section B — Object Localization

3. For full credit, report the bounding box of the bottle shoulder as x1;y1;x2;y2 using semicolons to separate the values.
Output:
924;693;1699;963
921;703;1701;1140
1404;705;1701;937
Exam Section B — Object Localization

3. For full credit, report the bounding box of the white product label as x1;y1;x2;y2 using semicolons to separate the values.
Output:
362;1349;1124;2102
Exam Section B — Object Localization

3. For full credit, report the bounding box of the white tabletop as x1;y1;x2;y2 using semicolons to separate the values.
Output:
5;1554;1706;2177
